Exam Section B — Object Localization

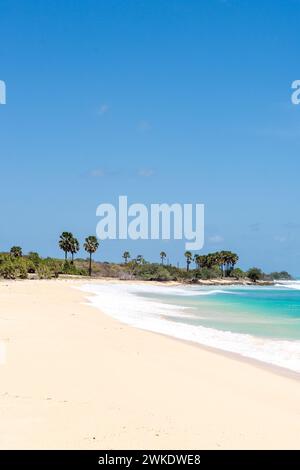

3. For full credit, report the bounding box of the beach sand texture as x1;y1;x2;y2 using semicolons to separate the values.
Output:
0;279;300;449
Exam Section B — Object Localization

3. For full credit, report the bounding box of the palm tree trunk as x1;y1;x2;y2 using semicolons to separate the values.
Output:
71;252;74;264
65;251;67;262
89;253;92;276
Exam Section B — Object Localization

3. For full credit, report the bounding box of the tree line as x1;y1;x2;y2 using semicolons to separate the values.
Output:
1;239;292;283
122;249;239;277
58;232;99;276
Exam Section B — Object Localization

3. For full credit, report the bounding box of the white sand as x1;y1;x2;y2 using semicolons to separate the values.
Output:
0;278;300;449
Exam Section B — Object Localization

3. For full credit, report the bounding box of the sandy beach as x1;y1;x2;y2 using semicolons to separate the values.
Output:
0;278;300;449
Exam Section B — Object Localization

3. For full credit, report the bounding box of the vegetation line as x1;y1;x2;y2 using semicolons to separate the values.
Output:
0;233;292;282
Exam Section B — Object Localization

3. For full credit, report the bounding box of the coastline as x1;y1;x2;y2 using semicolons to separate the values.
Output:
80;278;300;375
81;279;300;381
0;278;300;449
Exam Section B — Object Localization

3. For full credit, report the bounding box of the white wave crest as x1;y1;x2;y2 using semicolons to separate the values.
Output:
275;280;300;290
79;282;300;373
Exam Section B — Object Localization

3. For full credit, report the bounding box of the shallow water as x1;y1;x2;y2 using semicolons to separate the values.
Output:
81;281;300;373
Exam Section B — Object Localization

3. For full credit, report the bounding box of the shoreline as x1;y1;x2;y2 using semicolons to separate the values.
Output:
23;272;276;287
2;276;298;379
79;278;300;377
1;278;300;449
80;279;300;381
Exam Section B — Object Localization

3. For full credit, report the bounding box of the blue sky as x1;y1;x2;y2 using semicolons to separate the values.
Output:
1;0;300;273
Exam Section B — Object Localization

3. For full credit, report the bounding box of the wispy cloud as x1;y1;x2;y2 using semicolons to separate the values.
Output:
97;104;109;116
208;235;224;244
138;168;155;177
89;167;155;179
249;222;261;232
137;120;152;132
274;235;287;243
89;168;105;177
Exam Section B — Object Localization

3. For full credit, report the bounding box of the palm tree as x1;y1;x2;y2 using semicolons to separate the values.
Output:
136;254;144;265
227;252;239;276
217;250;228;277
231;252;239;269
59;232;73;262
84;236;99;276
122;251;131;264
10;246;22;258
160;251;167;265
194;254;206;269
70;237;80;264
184;251;193;272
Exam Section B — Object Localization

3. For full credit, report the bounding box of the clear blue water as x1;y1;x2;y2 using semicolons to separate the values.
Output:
83;281;300;372
139;282;300;341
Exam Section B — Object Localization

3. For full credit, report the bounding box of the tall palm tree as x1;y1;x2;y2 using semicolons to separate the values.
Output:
231;252;239;270
217;250;228;277
122;251;131;264
227;252;239;275
194;254;206;269
184;251;193;272
59;232;73;262
84;236;99;276
160;251;167;265
194;254;199;268
10;246;22;258
70;237;80;264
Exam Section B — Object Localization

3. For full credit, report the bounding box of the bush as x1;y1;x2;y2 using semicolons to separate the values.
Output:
0;260;17;279
247;267;263;282
127;263;173;281
15;259;29;279
43;258;63;277
195;266;222;280
27;252;41;267
269;271;293;280
37;264;53;279
146;266;172;281
62;261;88;276
0;258;30;279
230;268;246;279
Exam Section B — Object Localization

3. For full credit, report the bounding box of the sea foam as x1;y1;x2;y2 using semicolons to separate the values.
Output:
80;283;300;374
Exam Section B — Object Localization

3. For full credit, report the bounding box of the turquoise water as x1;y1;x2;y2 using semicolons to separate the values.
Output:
140;283;300;341
83;281;300;372
139;283;300;340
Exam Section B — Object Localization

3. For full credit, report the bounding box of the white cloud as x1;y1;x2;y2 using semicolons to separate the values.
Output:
137;120;151;132
90;168;105;177
274;235;287;243
98;104;109;115
138;169;155;177
208;235;224;244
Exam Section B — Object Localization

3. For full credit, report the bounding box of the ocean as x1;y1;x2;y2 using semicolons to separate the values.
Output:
81;281;300;373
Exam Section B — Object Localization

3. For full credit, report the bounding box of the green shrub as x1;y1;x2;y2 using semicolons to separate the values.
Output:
15;259;29;279
195;266;222;279
37;264;53;279
145;266;172;281
27;252;41;267
0;258;29;279
247;267;263;282
230;268;246;279
0;260;17;279
269;271;293;280
62;261;88;276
